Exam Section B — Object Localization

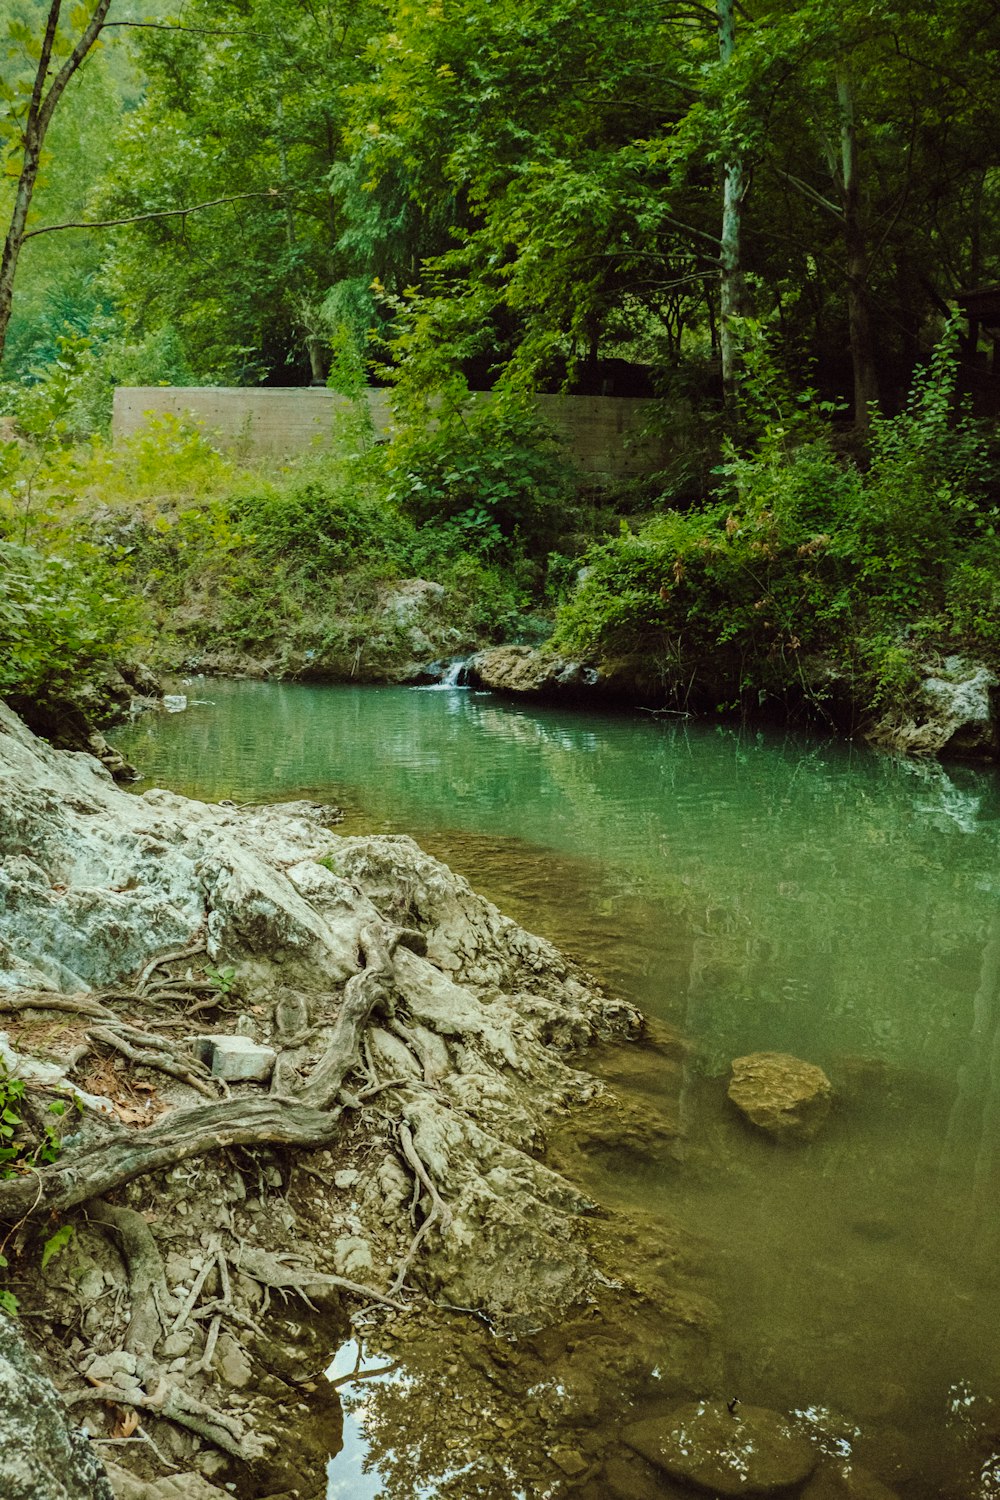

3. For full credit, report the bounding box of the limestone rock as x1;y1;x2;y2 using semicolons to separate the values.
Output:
869;655;998;759
728;1051;833;1141
624;1401;816;1495
0;1310;114;1500
192;1033;277;1082
467;645;598;697
103;1463;230;1500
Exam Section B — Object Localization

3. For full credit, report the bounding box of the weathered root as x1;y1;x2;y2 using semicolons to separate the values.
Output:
135;942;206;996
0;992;119;1021
293;922;397;1109
0;920;403;1224
389;1120;453;1297
168;1240;222;1337
234;1243;408;1313
87;1200;172;1355
0;1097;344;1219
75;1367;268;1462
87;1026;219;1100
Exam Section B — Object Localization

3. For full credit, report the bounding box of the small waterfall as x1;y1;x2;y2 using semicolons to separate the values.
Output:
440;658;469;687
413;657;473;690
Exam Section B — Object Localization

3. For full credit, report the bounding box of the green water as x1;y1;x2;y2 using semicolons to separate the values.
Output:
119;679;1000;1495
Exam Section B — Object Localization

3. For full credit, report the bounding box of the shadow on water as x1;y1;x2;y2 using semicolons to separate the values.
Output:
117;680;1000;1497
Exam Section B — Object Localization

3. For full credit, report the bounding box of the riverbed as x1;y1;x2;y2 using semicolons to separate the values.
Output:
118;679;1000;1497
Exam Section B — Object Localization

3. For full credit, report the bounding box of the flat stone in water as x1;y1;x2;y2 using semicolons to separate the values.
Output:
624;1400;817;1495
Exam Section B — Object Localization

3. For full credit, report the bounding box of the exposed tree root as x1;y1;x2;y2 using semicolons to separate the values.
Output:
389;1120;453;1297
0;992;119;1021
0;1097;344;1218
234;1243;409;1313
135;941;206;995
0;921;397;1222
86;1200;172;1355
86;1026;219;1100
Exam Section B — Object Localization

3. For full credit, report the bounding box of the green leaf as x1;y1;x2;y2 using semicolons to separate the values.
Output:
41;1225;75;1271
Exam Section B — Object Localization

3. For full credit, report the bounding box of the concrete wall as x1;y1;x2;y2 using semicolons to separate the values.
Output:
112;385;673;481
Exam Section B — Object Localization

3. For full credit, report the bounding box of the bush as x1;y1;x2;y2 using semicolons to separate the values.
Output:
552;326;1000;718
384;390;574;559
0;541;142;702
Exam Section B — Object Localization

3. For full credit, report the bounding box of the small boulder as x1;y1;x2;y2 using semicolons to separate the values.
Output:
624;1400;816;1495
728;1052;833;1141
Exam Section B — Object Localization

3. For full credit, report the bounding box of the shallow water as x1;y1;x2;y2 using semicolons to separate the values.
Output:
119;679;1000;1495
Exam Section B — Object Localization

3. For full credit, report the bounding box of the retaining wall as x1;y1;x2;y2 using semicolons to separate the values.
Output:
111;385;675;480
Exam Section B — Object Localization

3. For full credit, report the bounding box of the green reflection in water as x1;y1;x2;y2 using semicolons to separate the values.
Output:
118;679;1000;1494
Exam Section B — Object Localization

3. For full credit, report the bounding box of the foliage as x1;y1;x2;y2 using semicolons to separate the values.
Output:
0;1062;69;1180
553;330;1000;719
383;382;575;559
0;539;142;703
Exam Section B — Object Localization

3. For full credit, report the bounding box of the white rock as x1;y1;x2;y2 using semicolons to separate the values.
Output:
193;1034;277;1083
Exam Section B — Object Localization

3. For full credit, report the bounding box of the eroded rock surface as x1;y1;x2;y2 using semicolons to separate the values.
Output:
869;655;999;759
727;1051;833;1141
0;1310;114;1500
624;1400;816;1495
0;696;675;1495
468;644;599;696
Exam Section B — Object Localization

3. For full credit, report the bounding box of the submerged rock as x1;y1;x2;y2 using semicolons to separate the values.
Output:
624;1400;816;1495
802;1458;900;1499
727;1052;833;1141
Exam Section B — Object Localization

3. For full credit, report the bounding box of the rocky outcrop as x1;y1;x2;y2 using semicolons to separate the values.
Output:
727;1051;833;1141
468;644;599;696
869;655;999;759
0;1311;114;1500
624;1400;817;1495
0;695;655;1493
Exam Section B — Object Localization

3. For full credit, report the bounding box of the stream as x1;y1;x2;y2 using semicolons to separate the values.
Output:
117;678;1000;1498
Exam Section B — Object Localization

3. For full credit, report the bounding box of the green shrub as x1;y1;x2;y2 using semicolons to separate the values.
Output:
552;325;1000;719
0;541;142;702
384;390;574;558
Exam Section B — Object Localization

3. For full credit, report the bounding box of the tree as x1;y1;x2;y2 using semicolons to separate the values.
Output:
716;0;747;418
0;0;113;365
97;0;382;383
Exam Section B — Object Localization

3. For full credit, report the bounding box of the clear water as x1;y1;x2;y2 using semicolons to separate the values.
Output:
118;679;1000;1494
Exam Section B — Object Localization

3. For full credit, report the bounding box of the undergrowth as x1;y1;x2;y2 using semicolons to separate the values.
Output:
552;327;1000;722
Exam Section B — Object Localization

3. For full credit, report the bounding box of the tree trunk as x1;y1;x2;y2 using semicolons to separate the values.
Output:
837;70;879;433
717;0;747;425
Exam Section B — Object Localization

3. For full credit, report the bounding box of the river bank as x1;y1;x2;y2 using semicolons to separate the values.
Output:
0;696;715;1499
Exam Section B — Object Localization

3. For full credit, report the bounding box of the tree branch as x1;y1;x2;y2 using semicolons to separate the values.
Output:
22;190;284;240
771;166;843;222
100;21;277;39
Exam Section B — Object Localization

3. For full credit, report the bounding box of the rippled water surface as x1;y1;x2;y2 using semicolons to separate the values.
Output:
119;679;1000;1495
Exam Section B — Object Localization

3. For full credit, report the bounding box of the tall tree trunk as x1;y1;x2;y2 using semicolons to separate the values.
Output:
836;70;879;434
0;0;113;366
717;0;747;425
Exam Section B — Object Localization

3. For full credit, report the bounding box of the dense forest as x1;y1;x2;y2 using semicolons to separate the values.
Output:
4;0;1000;742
